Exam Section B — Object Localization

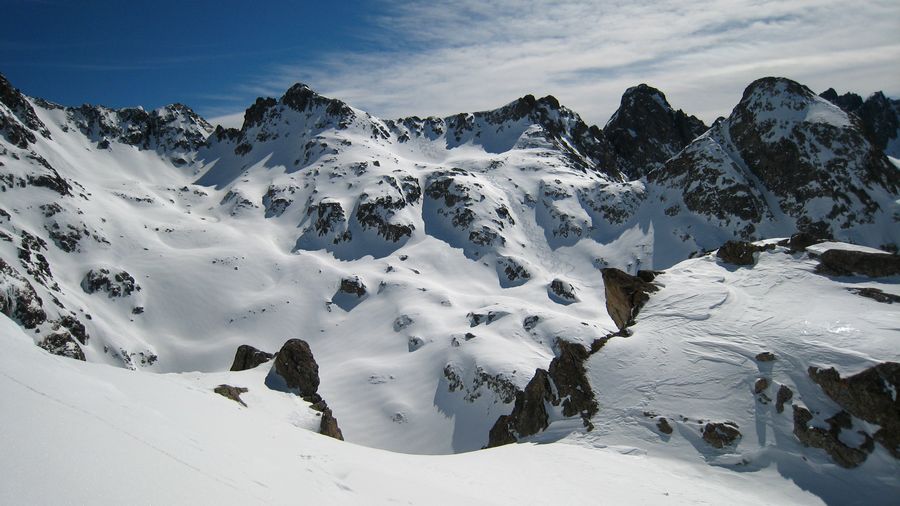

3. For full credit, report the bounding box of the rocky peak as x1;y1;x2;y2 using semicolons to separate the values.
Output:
820;87;900;157
281;82;354;120
820;88;863;113
604;83;706;178
0;72;51;148
67;101;213;156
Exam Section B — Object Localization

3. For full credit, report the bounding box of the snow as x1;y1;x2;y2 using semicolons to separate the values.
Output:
1;79;899;504
0;314;829;505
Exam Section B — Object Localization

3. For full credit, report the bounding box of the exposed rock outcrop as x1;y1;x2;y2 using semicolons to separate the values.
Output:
319;407;344;440
702;421;741;449
601;268;658;331
230;344;274;371
271;339;320;397
793;405;871;468
487;339;598;447
268;339;344;440
38;331;85;361
214;384;248;407
815;249;900;277
716;240;763;266
808;363;900;458
604;83;707;178
547;278;579;304
81;268;139;297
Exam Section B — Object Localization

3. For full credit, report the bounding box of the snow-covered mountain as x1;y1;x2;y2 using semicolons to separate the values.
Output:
1;71;898;504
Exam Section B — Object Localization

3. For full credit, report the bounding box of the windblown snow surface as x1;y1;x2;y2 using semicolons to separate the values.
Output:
1;76;899;504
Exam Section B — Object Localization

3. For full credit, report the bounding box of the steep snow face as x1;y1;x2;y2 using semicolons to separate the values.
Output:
650;77;899;248
604;83;707;178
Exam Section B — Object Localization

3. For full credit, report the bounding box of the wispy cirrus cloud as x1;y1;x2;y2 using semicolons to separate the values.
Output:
208;0;900;128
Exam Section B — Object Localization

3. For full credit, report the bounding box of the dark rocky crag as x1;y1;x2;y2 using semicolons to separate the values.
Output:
230;344;275;371
268;338;344;440
487;339;599;447
601;268;659;331
604;84;707;178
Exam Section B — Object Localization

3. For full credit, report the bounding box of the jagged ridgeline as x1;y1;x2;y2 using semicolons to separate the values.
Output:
0;68;899;467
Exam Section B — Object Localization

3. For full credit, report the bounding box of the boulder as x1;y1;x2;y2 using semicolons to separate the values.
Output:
776;384;793;414
601;268;659;331
81;268;139;297
657;417;674;435
214;384;248;407
271;339;320;397
230;344;274;371
716;240;759;265
815;249;900;277
319;407;344;441
701;422;741;449
755;351;776;362
547;278;578;304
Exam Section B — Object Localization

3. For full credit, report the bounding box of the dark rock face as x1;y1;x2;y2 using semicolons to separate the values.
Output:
601;268;659;331
548;340;597;422
271;339;320;397
487;369;553;447
821;88;900;156
230;345;274;371
319;407;344;440
848;287;900;304
809;363;900;458
56;315;89;345
38;332;85;361
0;73;51;149
793;405;871;468
604;84;707;178
815;249;900;277
0;258;47;329
778;231;829;253
67;101;212;154
267;338;345;439
776;384;793;414
653;77;899;244
716;240;761;265
214;384;248;407
81;268;139;297
487;340;598;447
702;422;741;449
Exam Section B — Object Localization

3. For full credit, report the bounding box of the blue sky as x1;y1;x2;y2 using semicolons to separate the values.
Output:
2;0;899;128
0;1;376;116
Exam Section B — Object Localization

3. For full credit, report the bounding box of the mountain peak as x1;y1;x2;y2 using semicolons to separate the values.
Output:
604;83;707;178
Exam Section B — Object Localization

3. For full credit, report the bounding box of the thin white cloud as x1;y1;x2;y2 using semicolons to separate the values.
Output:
211;0;900;126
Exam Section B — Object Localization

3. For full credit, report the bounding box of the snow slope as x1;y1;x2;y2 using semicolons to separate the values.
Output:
1;72;899;503
0;314;829;505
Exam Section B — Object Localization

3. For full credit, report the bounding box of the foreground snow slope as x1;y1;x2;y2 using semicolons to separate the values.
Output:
0;315;824;506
